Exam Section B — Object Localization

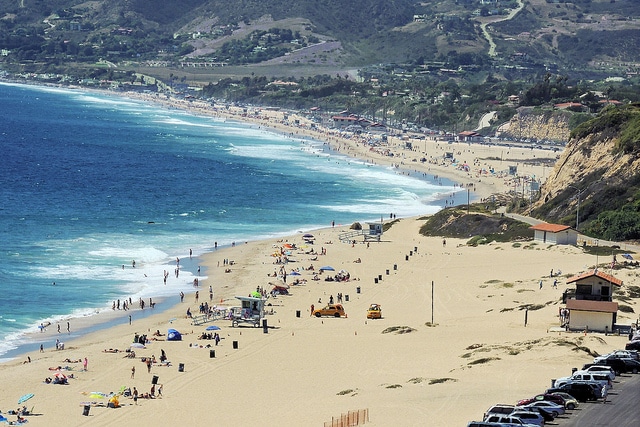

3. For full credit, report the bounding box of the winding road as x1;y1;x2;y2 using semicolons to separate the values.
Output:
479;0;525;57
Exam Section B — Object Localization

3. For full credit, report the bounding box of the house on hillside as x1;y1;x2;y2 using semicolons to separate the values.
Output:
331;115;365;129
561;269;623;333
530;223;577;245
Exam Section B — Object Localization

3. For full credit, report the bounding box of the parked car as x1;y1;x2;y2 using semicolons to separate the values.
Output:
547;392;579;410
520;401;565;417
547;383;599;402
591;358;628;375
516;393;564;408
553;372;610;390
467;422;512;427
619;357;640;373
483;404;516;420
580;364;616;380
509;410;545;426
484;414;538;426
312;304;345;318
519;406;555;422
625;340;640;351
594;350;639;363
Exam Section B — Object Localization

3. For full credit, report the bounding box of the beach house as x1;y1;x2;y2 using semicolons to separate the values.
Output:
530;223;578;245
562;270;623;332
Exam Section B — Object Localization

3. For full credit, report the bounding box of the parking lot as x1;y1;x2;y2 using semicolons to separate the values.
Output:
555;373;640;426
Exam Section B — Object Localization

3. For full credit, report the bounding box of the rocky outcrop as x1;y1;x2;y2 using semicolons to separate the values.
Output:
498;108;571;142
529;105;640;229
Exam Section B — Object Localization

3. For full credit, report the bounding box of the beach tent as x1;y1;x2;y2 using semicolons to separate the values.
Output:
167;329;182;341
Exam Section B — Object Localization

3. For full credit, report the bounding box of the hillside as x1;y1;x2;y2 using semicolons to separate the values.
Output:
529;104;640;241
1;0;639;76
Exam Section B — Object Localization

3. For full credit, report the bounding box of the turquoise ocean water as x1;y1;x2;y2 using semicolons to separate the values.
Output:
0;82;465;360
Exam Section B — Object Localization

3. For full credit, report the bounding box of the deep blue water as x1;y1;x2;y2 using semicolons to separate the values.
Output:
0;82;463;359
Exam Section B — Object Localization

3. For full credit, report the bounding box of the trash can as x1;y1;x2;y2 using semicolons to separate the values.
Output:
83;405;90;416
296;310;301;318
374;278;378;284
405;255;409;261
571;367;577;374
393;264;397;270
152;375;159;385
409;250;413;256
178;363;184;372
356;286;361;294
345;295;349;302
262;319;268;334
233;340;238;349
378;274;382;280
209;349;215;358
414;246;418;253
386;269;389;275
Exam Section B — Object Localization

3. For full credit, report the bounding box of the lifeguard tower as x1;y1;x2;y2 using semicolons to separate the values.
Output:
338;222;384;243
229;295;265;327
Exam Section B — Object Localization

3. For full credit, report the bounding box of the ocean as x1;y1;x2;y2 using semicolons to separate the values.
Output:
0;82;464;360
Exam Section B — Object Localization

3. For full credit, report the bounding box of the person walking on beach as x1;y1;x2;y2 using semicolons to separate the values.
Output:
146;358;152;373
40;344;44;353
180;291;184;303
133;387;138;405
310;304;314;316
131;366;135;379
83;357;88;371
67;321;70;333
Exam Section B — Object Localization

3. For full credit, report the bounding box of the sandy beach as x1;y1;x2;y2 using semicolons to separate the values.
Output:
2;92;636;426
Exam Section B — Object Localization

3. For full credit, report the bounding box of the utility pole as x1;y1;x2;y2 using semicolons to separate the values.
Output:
568;185;582;231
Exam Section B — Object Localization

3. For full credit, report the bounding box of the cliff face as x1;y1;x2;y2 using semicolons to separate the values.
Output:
530;106;640;229
497;108;571;143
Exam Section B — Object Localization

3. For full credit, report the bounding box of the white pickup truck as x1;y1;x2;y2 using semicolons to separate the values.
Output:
553;371;611;390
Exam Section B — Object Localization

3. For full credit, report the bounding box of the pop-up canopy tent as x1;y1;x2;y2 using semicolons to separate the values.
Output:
167;329;182;341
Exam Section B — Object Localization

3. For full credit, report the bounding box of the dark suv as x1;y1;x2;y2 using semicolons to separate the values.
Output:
547;383;599;402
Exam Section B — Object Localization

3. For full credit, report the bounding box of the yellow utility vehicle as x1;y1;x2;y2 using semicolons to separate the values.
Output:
367;304;382;319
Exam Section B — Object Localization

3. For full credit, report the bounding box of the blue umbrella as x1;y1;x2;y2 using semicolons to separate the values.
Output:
320;266;335;271
289;271;301;276
18;393;34;404
623;253;633;260
205;325;220;331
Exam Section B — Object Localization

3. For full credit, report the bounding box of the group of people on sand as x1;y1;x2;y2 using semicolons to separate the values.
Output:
1;406;29;425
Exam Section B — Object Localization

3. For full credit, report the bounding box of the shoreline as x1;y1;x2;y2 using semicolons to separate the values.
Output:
2;83;602;426
0;82;490;363
2;215;636;426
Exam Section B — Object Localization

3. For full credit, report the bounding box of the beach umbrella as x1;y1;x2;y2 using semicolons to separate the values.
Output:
18;393;34;404
205;325;220;331
130;342;146;349
303;233;314;239
269;280;289;289
289;271;301;276
320;266;335;271
623;253;633;260
88;392;108;399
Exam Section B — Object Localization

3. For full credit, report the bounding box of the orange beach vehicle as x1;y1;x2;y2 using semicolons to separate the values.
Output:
367;304;382;319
